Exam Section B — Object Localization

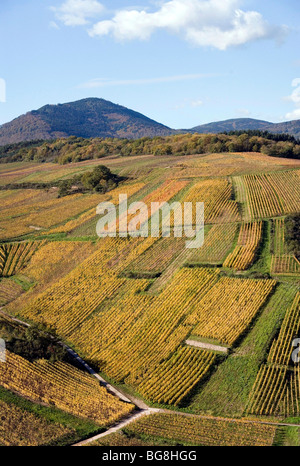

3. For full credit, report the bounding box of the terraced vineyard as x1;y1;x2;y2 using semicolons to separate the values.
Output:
0;350;134;425
0;241;43;277
187;223;238;265
0;400;73;446
270;218;300;275
240;170;300;220
247;293;300;416
223;221;262;270
123;236;186;275
183;178;240;224
118;412;277;446
0;279;24;305
186;276;276;346
134;347;216;406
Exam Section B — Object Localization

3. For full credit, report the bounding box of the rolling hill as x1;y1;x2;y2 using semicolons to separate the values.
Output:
189;118;300;138
0;98;300;146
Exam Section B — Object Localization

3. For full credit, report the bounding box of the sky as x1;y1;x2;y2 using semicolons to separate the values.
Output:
0;0;300;128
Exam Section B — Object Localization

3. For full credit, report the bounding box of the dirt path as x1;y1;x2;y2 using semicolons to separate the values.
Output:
73;408;162;446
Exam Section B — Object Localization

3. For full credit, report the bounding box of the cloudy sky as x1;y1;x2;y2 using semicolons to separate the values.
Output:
0;0;299;128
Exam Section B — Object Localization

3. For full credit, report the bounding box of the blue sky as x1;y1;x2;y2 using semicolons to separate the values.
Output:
0;0;300;128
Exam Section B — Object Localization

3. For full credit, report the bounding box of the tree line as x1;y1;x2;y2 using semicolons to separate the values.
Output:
1;131;300;164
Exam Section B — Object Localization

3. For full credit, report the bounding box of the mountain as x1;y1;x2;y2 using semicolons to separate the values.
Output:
0;98;173;145
1;99;300;146
189;118;300;139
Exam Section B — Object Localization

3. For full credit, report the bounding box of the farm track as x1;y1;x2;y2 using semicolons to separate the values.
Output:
1;308;300;447
73;409;161;446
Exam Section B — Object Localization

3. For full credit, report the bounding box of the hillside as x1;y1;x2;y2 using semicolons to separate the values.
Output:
189;118;300;138
0;98;173;145
1;151;300;446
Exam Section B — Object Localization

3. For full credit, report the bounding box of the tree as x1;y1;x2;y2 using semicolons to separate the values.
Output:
6;321;68;363
81;165;118;192
285;214;300;259
58;179;73;197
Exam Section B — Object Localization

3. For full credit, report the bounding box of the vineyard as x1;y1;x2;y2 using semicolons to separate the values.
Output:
20;240;96;289
0;278;24;305
0;241;43;277
47;182;145;235
0;400;73;446
247;293;300;416
19;237;159;337
95;267;220;390
223;221;262;270
270;218;300;275
123;179;188;236
241;170;300;220
271;255;300;275
0;189;119;241
183;178;240;224
247;365;288;416
0;351;134;425
1;151;300;445
123;237;186;275
12;235;277;404
268;293;300;366
89;432;151;446
186;276;276;346
187;223;238;265
0;160;104;186
133;346;216;406
121;412;276;446
272;218;288;255
172;152;300;180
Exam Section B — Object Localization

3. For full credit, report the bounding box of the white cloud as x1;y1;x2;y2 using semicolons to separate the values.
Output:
285;78;300;120
191;100;203;107
51;0;104;27
88;0;286;50
79;73;218;88
286;108;300;120
291;78;300;88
